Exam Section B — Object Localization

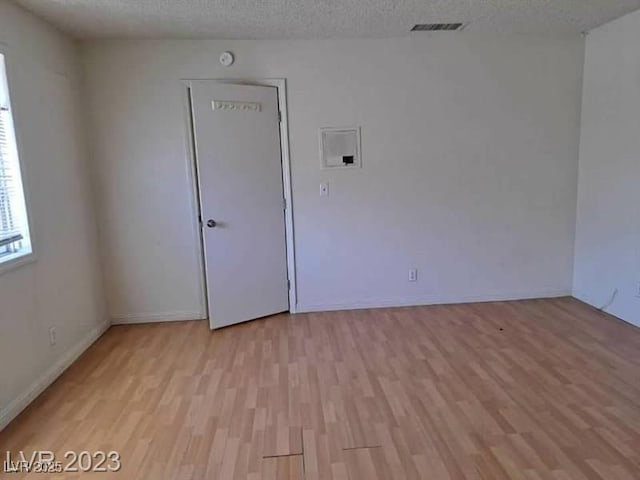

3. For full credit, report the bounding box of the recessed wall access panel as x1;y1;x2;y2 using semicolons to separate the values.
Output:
319;127;361;169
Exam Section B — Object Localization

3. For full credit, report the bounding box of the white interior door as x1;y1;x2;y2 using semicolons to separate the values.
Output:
189;81;289;329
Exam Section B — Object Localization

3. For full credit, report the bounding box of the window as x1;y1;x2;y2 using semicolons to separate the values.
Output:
0;53;32;266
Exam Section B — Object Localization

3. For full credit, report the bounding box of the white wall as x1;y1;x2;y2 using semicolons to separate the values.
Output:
82;35;585;318
0;1;106;429
573;10;640;327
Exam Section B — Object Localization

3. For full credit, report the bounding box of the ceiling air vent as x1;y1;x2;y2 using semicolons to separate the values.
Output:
411;23;466;32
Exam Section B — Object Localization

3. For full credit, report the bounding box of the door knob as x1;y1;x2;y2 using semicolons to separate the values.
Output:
206;219;217;228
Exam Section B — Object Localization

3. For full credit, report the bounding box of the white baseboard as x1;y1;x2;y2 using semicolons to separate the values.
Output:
572;290;640;328
296;289;571;313
0;319;111;432
572;290;600;309
111;310;205;325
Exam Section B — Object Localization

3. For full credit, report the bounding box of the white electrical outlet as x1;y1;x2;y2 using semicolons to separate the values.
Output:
49;326;57;346
408;268;418;282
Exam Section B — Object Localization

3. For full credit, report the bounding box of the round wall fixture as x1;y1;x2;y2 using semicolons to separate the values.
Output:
219;51;234;67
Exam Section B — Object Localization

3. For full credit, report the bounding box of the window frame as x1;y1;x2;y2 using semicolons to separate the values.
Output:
0;44;37;276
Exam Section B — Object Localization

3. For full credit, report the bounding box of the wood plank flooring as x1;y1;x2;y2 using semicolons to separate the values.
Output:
1;297;639;479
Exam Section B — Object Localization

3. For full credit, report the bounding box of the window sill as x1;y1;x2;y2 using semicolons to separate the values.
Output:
0;252;36;276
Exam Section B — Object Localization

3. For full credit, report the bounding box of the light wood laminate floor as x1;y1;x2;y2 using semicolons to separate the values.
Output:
1;297;640;479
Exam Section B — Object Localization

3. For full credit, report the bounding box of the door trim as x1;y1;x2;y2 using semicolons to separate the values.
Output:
183;78;298;327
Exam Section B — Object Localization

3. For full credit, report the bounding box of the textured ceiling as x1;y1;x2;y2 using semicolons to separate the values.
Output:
13;0;640;39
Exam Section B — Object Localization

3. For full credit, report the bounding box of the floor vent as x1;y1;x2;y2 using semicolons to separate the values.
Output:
411;23;467;32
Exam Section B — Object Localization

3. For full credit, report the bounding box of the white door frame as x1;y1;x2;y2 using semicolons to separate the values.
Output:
183;78;297;325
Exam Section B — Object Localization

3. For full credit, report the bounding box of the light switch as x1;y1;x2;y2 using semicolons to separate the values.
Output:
320;183;329;197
